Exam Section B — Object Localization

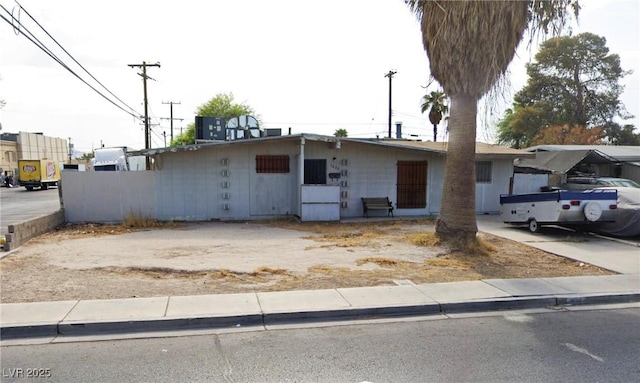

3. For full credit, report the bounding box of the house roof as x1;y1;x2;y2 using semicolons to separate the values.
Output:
525;145;640;162
515;150;619;173
347;139;533;158
134;133;532;159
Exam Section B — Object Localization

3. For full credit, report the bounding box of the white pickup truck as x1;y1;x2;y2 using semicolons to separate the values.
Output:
500;189;618;233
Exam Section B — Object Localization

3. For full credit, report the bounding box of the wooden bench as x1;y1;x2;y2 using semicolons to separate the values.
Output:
361;197;394;218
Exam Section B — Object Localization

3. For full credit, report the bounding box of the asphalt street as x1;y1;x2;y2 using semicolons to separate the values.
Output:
0;186;61;236
1;307;638;383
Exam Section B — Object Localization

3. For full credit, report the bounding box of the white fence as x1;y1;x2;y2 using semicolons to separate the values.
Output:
61;172;154;223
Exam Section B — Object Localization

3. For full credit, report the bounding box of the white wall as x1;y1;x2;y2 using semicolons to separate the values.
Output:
307;141;446;217
60;139;516;223
476;159;514;213
62;171;154;223
154;143;300;221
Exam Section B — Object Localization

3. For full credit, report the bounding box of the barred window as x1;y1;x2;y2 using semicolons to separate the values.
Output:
476;161;492;183
397;161;427;208
256;155;290;173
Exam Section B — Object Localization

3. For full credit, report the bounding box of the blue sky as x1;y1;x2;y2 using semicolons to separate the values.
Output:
1;0;638;153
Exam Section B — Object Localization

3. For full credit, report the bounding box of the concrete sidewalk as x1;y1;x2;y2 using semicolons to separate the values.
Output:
2;215;639;341
1;275;639;341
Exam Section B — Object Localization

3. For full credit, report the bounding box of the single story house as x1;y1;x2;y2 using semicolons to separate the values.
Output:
61;134;531;223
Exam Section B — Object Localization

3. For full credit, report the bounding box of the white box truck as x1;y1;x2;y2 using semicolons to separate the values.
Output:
92;147;146;171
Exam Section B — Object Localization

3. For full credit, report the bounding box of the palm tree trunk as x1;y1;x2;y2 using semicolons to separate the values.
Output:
436;93;478;242
433;124;437;142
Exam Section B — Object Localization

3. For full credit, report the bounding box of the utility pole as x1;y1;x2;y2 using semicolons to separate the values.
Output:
139;120;160;147
384;70;397;138
128;61;160;169
161;101;183;142
163;131;167;147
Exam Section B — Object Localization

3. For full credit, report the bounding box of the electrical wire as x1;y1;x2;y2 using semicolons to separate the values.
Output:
14;1;140;118
0;4;143;121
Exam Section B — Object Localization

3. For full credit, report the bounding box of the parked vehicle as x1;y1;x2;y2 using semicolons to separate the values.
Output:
18;159;61;191
564;176;640;189
500;189;618;233
591;187;640;237
1;171;17;188
92;147;146;171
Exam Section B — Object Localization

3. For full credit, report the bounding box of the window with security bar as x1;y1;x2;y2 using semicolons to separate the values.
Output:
397;161;427;208
476;161;492;183
256;155;290;173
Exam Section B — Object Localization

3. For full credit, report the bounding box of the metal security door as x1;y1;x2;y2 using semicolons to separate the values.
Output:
397;161;427;208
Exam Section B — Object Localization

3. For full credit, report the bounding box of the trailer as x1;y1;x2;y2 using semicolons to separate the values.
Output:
500;189;618;233
18;159;61;191
92;147;146;171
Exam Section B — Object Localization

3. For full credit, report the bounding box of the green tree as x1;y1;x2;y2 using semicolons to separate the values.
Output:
80;152;95;160
514;32;632;129
420;90;448;142
171;93;256;146
406;0;579;244
333;128;348;138
603;123;640;145
496;105;545;148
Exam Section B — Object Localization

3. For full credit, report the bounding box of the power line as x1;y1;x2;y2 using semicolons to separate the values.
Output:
13;1;140;118
0;4;143;121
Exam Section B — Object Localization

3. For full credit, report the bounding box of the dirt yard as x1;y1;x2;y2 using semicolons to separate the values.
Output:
0;219;613;303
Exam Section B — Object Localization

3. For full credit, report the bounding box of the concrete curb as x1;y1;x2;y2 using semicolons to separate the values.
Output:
57;314;265;337
3;293;638;340
439;296;558;314
262;303;442;326
556;292;640;306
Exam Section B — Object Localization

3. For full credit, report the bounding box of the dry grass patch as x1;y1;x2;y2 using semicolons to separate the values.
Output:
33;215;181;242
356;257;402;268
405;232;440;246
1;218;618;303
304;229;386;248
97;266;209;279
268;219;433;235
308;265;352;274
251;266;292;276
425;258;474;269
123;213;179;229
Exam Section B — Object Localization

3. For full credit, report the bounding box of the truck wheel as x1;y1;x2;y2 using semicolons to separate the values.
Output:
41;183;48;190
528;219;541;233
26;186;33;191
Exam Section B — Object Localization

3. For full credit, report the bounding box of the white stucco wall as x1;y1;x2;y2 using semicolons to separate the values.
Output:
475;159;514;213
304;140;446;217
60;138;515;223
154;143;300;221
61;171;154;223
